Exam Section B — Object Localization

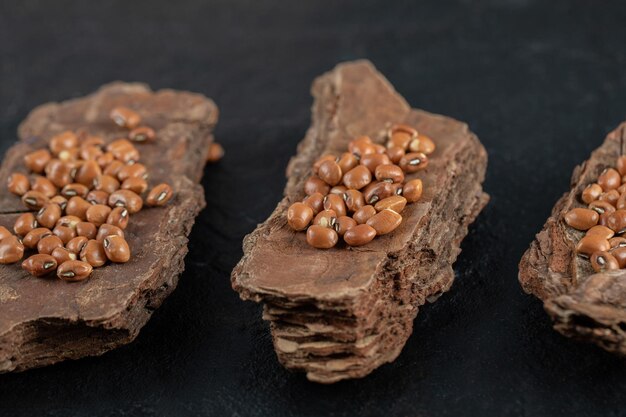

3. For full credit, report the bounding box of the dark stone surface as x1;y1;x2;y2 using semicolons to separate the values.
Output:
0;0;625;415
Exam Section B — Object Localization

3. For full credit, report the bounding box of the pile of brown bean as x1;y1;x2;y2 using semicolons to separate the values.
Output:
563;155;626;273
287;124;435;248
0;106;176;281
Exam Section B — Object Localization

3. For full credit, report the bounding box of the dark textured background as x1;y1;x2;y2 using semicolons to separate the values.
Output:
1;0;626;416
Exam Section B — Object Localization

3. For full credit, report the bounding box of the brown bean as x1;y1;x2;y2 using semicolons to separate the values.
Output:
121;177;148;194
303;192;324;215
74;160;102;187
80;239;107;267
334;216;357;236
13;213;37;236
103;160;125;177
343;190;365;213
37;235;64;255
304;176;330;196
106;207;129;230
582;183;603;204
385;146;405;164
609;237;626;249
65;196;91;220
61;183;90;198
323;194;347;217
145;184;173;207
58;147;79;162
330;185;348;195
75;222;97;240
23;149;52;174
44;159;73;187
56;215;82;230
108;189;143;213
606;209;626;233
51;247;77;266
313;155;337;175
49;195;68;211
287;202;314;231
399;152;429;173
107;139;140;163
0;226;11;241
110;107;141;129
53;225;76;244
7;173;30;196
402;179;423;203
618;156;626;176
206;142;224;162
375;196;407;213
611;246;626;268
57;260;93;282
36;204;62;229
576;235;611;258
563;208;599;231
22;228;52;249
86;204;112;227
590;251;620;272
375;164;404;184
599;190;620;206
353;205;377;225
373;143;386;154
338;152;359;174
589;200;616;215
388;131;413;150
103;235;131;263
366;209;402;235
49;131;78;155
86;190;109;205
362;181;395;205
343;165;372;190
80;145;103;161
318;160;343;186
0;236;24;264
96;224;125;243
313;209;337;228
348;136;376;158
29;175;56;198
117;163;147;182
360;153;391;173
617;192;626;210
343;224;377;246
94;175;120;194
585;225;615;240
598;168;621;191
66;236;89;254
306;225;338;249
414;134;436;155
96;152;115;168
21;254;57;277
21;190;49;210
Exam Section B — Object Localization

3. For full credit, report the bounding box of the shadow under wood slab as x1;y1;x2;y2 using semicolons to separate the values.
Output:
0;83;217;373
519;122;626;354
231;60;489;383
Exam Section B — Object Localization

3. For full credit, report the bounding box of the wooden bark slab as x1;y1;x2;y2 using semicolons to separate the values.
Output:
0;83;217;373
519;122;626;354
231;60;489;383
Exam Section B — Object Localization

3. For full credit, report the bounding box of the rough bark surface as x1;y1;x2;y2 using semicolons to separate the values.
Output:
0;82;217;373
519;122;626;354
231;60;489;383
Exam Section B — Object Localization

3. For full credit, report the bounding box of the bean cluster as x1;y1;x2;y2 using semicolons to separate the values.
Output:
0;107;176;281
287;124;435;248
564;155;626;273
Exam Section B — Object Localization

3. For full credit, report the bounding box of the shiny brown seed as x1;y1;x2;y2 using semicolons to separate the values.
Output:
343;165;372;190
51;247;77;266
79;145;103;161
86;190;109;205
61;183;90;198
107;139;139;163
45;159;72;187
53;225;76;244
74;160;102;187
57;260;93;282
94;175;120;194
56;215;82;230
402;179;423;203
96;152;115;168
348;136;376;158
373;143;386;154
353;205;377;225
117;163;147;182
13;213;37;236
581;183;603;204
590;251;620;272
589;200;616;215
386;146;405;164
599;190;620;206
49;195;68;211
306;225;338;249
415;134;436;155
0;226;11;241
103;235;131;263
80;239;107;267
610;246;626;268
563;208;599;230
338;152;359;174
86;204;112;227
576;235;611;258
375;196;407;213
375;164;404;184
0;236;24;264
330;185;348;195
36;204;62;229
618;156;626;176
313;209;337;228
323;194;347;217
362;181;395;205
366;209;403;235
49;131;78;155
37;235;64;255
110;107;141;129
303;192;324;215
108;190;143;213
343;189;365;213
617;192;626;210
304;176;331;196
75;222;97;240
333;216;357;236
360;153;391;173
96;224;125;243
287;202;314;231
399;152;429;173
103;160;125;177
388;131;413;150
65;196;92;220
23;149;51;174
128;126;155;144
206;142;224;163
609;237;626;249
121;177;148;194
606;209;626;233
598;168;621;191
66;236;89;254
318;160;343;186
313;155;337;175
106;207;130;230
585;225;614;240
58;147;79;162
344;224;377;246
30;175;57;198
21;254;57;277
22;228;52;249
145;183;173;207
7;173;30;196
21;190;49;210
